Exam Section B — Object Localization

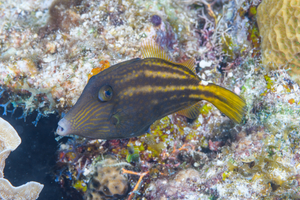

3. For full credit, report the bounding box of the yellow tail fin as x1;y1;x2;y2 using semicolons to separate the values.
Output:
196;83;246;123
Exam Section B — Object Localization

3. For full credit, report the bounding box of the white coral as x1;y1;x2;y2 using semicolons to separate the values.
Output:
0;117;43;200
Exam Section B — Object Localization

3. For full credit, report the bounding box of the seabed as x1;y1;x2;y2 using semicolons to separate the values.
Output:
1;0;300;199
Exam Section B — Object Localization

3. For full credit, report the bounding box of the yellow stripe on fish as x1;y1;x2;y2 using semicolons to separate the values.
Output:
56;42;246;139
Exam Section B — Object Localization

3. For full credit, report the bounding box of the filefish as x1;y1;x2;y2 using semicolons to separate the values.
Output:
56;43;246;139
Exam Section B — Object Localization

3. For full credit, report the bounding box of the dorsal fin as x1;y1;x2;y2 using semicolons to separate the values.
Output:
141;41;196;73
180;58;196;73
176;102;202;119
141;41;173;62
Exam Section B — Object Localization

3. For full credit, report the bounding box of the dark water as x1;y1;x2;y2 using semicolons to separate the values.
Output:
2;109;65;200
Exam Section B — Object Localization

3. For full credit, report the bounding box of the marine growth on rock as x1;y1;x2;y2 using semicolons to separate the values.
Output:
85;159;130;200
257;0;300;84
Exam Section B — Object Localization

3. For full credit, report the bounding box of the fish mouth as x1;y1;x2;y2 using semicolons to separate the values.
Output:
56;118;72;136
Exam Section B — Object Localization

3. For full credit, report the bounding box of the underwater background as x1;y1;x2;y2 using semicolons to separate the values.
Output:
1;0;300;199
2;111;68;199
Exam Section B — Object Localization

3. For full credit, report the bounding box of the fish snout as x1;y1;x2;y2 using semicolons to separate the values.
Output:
56;118;72;136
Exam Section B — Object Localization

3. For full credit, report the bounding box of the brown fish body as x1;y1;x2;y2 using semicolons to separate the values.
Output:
56;45;246;139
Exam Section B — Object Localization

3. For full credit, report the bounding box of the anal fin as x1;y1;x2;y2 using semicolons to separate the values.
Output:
176;102;202;119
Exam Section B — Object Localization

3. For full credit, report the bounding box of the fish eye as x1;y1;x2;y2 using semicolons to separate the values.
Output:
98;85;113;101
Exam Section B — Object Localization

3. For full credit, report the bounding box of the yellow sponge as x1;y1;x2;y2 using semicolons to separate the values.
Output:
257;0;300;84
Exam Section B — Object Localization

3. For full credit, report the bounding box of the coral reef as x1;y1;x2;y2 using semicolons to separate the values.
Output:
85;158;130;200
55;137;105;193
57;1;300;199
145;168;211;199
54;1;271;199
0;179;43;200
0;117;43;199
257;0;300;84
38;0;84;37
2;0;300;199
199;61;300;199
